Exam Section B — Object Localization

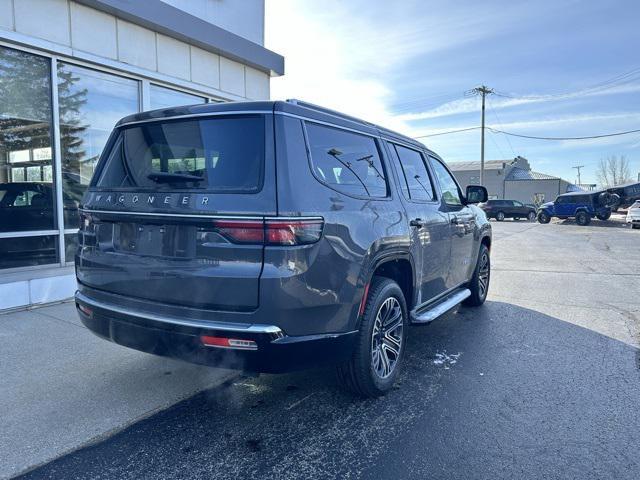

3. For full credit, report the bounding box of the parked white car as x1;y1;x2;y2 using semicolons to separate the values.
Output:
627;200;640;229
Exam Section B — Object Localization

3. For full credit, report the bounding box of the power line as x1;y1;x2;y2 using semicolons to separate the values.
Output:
414;126;481;138
487;127;640;141
487;97;517;157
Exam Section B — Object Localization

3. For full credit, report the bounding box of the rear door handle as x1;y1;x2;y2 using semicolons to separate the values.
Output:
410;218;424;228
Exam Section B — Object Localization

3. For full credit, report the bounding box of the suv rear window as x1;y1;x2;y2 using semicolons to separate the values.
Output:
95;115;265;192
305;122;387;198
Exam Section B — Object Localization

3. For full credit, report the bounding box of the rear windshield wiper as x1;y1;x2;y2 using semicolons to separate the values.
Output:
147;172;204;184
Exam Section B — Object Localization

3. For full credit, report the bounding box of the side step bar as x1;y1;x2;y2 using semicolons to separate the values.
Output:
410;288;471;324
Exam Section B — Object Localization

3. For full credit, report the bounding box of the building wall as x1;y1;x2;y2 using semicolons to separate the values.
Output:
160;0;265;46
450;169;506;199
0;0;270;100
504;180;565;204
0;0;277;310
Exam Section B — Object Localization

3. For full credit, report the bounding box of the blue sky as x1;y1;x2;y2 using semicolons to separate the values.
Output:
266;0;640;185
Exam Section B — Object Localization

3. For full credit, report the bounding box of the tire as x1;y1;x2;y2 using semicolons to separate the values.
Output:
464;244;490;307
538;211;551;224
575;211;591;226
527;211;536;222
336;277;408;398
596;211;611;221
496;211;505;221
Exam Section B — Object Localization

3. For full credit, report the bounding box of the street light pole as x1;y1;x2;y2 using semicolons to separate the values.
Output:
572;165;584;186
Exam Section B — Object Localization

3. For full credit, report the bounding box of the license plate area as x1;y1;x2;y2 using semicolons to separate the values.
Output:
114;222;196;258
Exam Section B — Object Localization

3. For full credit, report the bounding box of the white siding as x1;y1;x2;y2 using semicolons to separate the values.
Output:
70;2;117;59
190;46;220;88
116;19;157;71
0;0;13;30
245;66;269;100
157;34;190;80
220;56;245;96
14;0;70;45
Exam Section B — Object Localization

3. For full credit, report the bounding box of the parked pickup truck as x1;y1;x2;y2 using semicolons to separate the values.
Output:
537;191;614;226
74;99;492;397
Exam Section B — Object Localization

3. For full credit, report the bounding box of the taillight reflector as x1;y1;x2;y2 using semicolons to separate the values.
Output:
77;303;93;317
200;335;258;351
209;218;323;246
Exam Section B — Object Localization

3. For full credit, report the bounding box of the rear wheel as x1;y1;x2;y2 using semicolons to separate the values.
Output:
596;211;611;221
538;211;551;224
527;211;536;222
576;211;591;226
464;244;490;307
337;277;407;397
496;211;505;221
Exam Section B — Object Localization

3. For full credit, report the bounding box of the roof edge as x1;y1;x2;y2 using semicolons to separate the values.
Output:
75;0;284;76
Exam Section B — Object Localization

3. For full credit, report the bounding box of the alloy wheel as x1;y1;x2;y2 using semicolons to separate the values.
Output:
371;297;403;379
478;251;490;299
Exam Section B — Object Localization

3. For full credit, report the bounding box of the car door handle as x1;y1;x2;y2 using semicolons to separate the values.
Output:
409;218;424;228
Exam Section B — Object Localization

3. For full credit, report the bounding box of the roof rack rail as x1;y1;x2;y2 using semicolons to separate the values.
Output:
285;98;376;128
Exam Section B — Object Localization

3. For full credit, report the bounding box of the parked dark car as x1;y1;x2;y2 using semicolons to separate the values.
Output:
74;100;491;397
537;190;614;226
480;199;537;221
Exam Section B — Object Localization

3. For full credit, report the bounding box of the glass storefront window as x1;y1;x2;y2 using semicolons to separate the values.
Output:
149;84;206;110
0;46;56;234
0;235;59;269
57;63;139;228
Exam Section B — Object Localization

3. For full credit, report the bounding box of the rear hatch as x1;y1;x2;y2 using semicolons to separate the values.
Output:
76;113;276;311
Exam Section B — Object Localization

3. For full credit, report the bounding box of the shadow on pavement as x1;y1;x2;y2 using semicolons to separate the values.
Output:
19;301;640;480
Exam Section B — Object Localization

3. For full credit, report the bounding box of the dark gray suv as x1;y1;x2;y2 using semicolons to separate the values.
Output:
75;100;491;397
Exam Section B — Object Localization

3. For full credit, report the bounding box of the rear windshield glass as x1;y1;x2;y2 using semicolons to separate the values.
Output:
95;115;265;192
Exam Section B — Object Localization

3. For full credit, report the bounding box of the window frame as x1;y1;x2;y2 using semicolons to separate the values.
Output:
301;120;391;201
428;154;465;209
388;142;438;204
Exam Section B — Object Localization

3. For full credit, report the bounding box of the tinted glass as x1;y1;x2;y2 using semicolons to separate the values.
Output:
96;116;265;192
0;46;55;233
513;201;523;207
149;84;206;110
430;158;462;206
0;235;58;269
393;144;434;201
57;63;139;227
306;123;387;198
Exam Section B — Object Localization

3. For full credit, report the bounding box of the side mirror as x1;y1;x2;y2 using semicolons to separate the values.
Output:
465;185;488;204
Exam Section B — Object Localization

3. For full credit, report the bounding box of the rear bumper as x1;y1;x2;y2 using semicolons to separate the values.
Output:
75;289;357;373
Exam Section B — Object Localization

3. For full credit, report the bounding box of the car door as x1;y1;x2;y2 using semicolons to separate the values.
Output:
385;142;450;305
429;155;476;289
512;200;526;217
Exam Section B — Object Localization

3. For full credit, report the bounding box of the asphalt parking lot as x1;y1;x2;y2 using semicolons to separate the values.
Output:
11;219;640;479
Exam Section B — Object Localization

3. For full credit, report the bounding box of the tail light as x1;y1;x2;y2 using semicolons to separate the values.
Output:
208;218;324;246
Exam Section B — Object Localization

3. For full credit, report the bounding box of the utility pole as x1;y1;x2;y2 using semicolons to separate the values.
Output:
471;86;493;185
572;165;584;186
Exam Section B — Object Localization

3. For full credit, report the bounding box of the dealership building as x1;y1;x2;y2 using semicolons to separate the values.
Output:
0;0;284;310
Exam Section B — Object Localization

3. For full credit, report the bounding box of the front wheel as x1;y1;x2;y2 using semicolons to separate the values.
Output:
527;211;537;222
538;211;551;224
337;277;408;397
464;244;490;307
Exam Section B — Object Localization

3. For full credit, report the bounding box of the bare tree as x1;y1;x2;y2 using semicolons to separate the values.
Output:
596;155;632;187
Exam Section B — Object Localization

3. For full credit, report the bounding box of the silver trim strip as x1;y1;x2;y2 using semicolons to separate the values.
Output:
79;208;323;222
410;288;471;324
75;291;284;335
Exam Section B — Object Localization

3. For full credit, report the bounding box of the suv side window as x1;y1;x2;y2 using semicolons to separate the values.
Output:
513;200;523;207
305;122;388;198
430;157;462;207
391;144;435;201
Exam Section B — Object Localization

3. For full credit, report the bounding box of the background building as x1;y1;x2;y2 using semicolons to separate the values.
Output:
449;157;579;206
0;0;284;310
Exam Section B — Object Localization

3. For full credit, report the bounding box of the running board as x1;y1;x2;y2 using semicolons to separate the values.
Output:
410;288;471;324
